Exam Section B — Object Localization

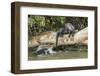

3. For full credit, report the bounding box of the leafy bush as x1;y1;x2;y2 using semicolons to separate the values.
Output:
28;15;88;38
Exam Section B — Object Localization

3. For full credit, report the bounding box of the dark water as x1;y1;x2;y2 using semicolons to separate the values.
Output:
28;44;88;60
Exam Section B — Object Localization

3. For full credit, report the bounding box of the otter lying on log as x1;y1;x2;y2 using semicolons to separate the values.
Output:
56;23;77;47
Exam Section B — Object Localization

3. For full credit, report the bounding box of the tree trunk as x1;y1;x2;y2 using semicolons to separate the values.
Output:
28;27;88;47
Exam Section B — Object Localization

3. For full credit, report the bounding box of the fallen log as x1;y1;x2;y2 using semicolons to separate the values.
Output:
28;27;88;47
74;27;88;45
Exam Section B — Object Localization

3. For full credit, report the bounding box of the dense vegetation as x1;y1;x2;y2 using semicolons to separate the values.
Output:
28;15;88;39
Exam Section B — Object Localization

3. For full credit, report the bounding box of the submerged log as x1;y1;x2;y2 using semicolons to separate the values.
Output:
28;27;88;47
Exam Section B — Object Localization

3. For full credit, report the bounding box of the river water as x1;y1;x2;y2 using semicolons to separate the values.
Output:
28;44;88;60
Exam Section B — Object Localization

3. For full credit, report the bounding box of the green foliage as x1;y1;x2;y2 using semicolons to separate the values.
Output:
28;15;88;38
